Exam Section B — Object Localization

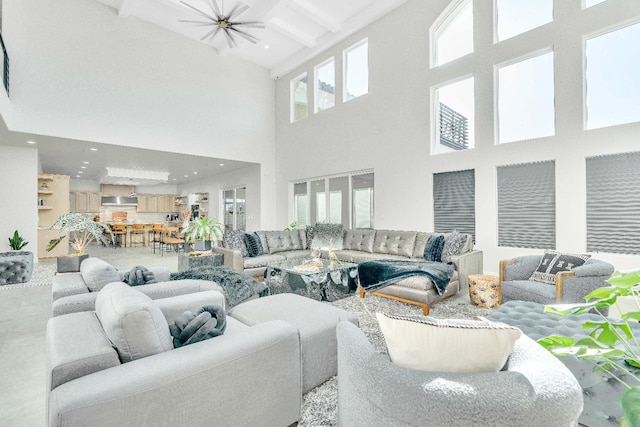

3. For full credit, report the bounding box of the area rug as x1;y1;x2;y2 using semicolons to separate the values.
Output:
299;294;492;426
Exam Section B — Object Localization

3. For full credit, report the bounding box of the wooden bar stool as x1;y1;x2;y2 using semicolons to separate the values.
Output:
150;223;164;253
129;223;146;247
160;226;185;256
111;224;127;248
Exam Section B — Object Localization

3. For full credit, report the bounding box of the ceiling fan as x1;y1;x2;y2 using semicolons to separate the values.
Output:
179;0;265;48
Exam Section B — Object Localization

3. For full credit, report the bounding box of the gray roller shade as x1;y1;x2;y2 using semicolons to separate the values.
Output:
586;152;640;255
497;161;555;249
433;169;475;241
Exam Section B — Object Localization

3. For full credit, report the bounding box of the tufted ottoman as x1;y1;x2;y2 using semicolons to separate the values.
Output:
487;301;640;427
228;293;359;393
0;251;34;285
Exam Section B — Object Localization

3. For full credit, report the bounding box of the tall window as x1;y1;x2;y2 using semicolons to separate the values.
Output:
222;186;246;231
585;21;640;129
352;173;374;228
344;39;368;102
432;0;473;67
497;52;555;144
433;170;475;240
586;152;640;255
497;161;556;248
292;171;374;228
290;73;308;122
433;77;474;154
293;182;308;227
315;58;335;113
496;0;553;42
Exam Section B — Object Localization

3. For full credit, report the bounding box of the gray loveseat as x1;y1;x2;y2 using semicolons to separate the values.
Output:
214;228;483;312
47;283;301;427
51;257;222;316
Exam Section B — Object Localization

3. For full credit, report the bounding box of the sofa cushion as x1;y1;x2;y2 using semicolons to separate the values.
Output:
224;230;249;257
372;230;417;258
343;229;376;253
311;223;344;250
377;312;521;373
265;230;304;254
243;253;287;269
412;232;431;258
441;231;467;263
95;282;173;363
423;235;445;262
80;257;121;292
529;250;591;284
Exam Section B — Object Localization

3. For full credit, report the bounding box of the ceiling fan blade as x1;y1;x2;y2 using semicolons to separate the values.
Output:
230;21;265;29
180;1;216;21
208;0;221;17
229;27;258;44
223;29;236;48
200;25;222;41
227;4;249;20
179;19;216;25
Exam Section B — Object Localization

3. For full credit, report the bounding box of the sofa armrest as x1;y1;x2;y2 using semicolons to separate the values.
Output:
48;320;301;427
52;273;89;301
213;246;244;272
155;290;227;324
52;293;100;317
47;312;120;392
449;250;483;291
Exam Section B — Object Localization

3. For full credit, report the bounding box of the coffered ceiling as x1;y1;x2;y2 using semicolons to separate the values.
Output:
96;0;407;79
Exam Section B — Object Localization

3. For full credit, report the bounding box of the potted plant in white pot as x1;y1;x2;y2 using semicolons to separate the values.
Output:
46;213;113;273
178;217;225;272
0;230;34;285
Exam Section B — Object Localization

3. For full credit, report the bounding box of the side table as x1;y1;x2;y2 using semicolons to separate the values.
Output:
177;252;223;272
468;274;502;309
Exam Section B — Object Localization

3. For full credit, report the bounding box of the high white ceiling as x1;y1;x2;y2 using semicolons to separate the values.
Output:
96;0;407;78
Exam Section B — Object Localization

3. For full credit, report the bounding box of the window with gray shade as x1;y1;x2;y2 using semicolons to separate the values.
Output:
433;169;475;240
497;161;555;248
586;152;640;255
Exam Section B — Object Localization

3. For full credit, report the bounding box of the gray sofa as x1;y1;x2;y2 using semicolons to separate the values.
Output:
214;228;483;312
336;321;583;427
47;283;302;427
51;257;222;316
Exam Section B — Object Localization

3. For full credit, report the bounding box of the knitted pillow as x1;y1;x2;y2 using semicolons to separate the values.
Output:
529;250;591;284
122;266;156;286
224;230;249;257
423;235;445;262
377;312;521;373
441;231;467;263
243;233;264;257
170;305;227;348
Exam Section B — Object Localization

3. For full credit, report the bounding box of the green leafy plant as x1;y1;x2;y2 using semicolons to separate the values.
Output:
8;230;29;250
47;213;113;255
182;217;224;244
538;270;640;427
284;221;298;231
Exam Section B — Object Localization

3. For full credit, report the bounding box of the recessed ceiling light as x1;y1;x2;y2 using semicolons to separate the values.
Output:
184;175;188;178
172;178;177;181
193;171;198;174
75;175;81;178
26;141;36;144
90;148;98;152
81;166;87;169
219;163;225;166
83;161;90;164
78;171;83;174
264;45;270;49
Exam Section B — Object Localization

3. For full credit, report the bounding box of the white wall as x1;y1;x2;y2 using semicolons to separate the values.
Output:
3;0;277;228
274;0;640;273
178;164;262;231
0;146;38;255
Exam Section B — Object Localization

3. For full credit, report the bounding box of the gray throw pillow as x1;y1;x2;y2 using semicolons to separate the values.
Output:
529;250;591;284
243;232;264;257
224;230;249;257
441;231;467;263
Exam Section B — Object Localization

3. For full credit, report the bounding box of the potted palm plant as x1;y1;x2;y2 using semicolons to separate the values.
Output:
0;230;34;285
182;217;224;252
47;213;113;272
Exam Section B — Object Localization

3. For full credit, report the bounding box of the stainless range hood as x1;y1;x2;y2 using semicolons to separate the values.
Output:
101;196;138;206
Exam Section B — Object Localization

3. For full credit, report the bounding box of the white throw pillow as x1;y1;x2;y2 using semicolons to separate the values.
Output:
95;282;173;362
80;257;121;292
376;312;521;373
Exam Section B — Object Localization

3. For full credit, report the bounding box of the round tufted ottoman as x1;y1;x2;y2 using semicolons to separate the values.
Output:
487;300;640;427
0;251;34;285
468;274;501;308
